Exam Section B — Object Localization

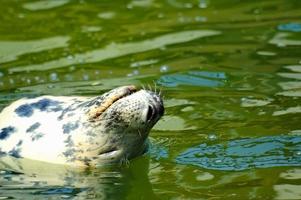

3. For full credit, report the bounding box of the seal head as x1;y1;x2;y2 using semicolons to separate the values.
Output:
71;85;164;166
0;85;164;167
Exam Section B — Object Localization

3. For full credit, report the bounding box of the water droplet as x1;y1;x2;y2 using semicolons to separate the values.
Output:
195;16;207;22
198;0;207;8
127;70;139;77
47;84;55;89
49;73;59;81
160;65;169;73
207;133;217;141
82;74;89;81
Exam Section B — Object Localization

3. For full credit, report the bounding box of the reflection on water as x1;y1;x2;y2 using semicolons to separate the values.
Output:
158;71;226;87
269;33;301;46
176;135;301;171
23;0;70;11
0;155;157;199
9;30;220;73
0;36;70;63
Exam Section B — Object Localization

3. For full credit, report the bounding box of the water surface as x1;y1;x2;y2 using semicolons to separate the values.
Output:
1;0;301;199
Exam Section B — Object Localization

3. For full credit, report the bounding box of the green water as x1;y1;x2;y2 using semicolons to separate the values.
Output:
1;0;301;199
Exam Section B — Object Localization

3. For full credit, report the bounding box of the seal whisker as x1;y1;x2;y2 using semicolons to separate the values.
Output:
147;84;152;92
152;80;157;93
138;129;142;138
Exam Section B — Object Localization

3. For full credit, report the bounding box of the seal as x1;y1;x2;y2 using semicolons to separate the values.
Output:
0;85;164;167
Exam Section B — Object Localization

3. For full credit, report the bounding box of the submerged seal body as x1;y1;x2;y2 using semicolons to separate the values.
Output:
0;85;164;167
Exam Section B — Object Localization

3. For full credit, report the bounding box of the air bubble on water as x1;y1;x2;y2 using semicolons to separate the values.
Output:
198;0;207;8
0;72;3;77
82;74;89;81
26;79;31;84
127;70;139;77
160;65;169;73
67;55;74;60
207;133;217;141
47;84;55;89
296;151;301;156
49;73;59;81
34;76;40;81
195;16;207;22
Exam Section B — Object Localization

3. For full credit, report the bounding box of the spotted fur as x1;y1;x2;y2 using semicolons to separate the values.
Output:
0;86;164;167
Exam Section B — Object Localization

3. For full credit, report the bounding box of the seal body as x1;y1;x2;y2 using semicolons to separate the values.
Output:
0;86;164;167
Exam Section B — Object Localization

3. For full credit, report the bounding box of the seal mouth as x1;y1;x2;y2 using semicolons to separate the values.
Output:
89;85;137;120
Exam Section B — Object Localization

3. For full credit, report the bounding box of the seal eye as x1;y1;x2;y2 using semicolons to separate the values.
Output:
146;105;155;122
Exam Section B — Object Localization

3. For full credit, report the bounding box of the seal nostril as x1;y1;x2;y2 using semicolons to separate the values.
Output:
159;105;164;116
146;105;155;122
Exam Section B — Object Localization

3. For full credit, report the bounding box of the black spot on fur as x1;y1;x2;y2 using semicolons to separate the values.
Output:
0;126;16;140
15;98;62;117
15;104;33;117
63;121;79;134
26;122;41;133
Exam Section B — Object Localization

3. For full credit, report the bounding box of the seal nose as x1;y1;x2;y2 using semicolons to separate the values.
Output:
146;100;164;123
146;105;155;122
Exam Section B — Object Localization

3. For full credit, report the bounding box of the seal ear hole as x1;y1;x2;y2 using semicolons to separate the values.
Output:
146;105;154;122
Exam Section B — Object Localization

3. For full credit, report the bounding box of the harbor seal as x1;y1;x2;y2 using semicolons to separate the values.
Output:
0;85;164;167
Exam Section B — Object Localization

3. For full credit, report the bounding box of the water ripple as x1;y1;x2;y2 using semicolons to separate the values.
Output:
9;30;220;73
176;135;301;171
158;71;226;87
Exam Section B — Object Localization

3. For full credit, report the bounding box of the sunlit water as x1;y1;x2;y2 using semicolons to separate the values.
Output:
0;0;301;199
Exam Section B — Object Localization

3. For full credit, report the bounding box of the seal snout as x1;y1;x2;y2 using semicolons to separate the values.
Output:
145;94;164;124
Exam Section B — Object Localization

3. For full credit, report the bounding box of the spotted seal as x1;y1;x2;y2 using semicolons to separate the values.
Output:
0;85;164;167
